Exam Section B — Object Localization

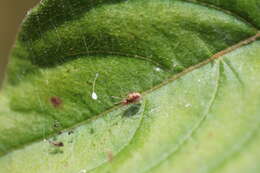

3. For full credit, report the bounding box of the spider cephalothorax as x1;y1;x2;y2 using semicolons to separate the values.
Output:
122;92;142;105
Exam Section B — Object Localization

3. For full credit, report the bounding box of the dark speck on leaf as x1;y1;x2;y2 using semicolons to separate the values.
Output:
123;103;141;117
90;128;95;134
68;130;74;135
113;122;119;126
49;148;64;155
50;96;62;107
53;120;61;128
50;141;64;147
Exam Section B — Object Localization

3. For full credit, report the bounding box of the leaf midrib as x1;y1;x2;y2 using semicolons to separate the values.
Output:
89;34;260;172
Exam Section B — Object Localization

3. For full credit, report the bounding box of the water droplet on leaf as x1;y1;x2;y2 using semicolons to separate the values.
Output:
155;67;161;71
92;92;98;100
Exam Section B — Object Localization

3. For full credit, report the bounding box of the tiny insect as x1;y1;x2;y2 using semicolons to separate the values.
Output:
68;130;74;135
122;92;142;105
49;141;64;147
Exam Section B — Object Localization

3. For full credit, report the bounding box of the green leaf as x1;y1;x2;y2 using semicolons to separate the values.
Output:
0;0;260;172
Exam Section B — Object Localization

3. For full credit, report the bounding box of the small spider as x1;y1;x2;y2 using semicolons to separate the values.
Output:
122;92;142;105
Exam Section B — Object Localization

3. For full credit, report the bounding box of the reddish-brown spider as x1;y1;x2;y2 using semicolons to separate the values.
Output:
122;92;142;105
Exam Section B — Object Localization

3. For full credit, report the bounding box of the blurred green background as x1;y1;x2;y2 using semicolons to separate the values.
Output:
0;0;40;86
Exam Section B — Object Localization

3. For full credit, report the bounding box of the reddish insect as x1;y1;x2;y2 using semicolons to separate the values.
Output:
122;92;142;105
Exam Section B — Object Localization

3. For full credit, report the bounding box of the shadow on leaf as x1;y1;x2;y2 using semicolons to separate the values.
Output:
123;103;141;117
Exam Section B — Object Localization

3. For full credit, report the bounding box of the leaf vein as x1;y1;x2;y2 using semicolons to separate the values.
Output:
209;125;260;173
142;61;221;173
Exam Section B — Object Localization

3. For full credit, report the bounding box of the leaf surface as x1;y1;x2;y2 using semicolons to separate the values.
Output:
0;0;259;172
